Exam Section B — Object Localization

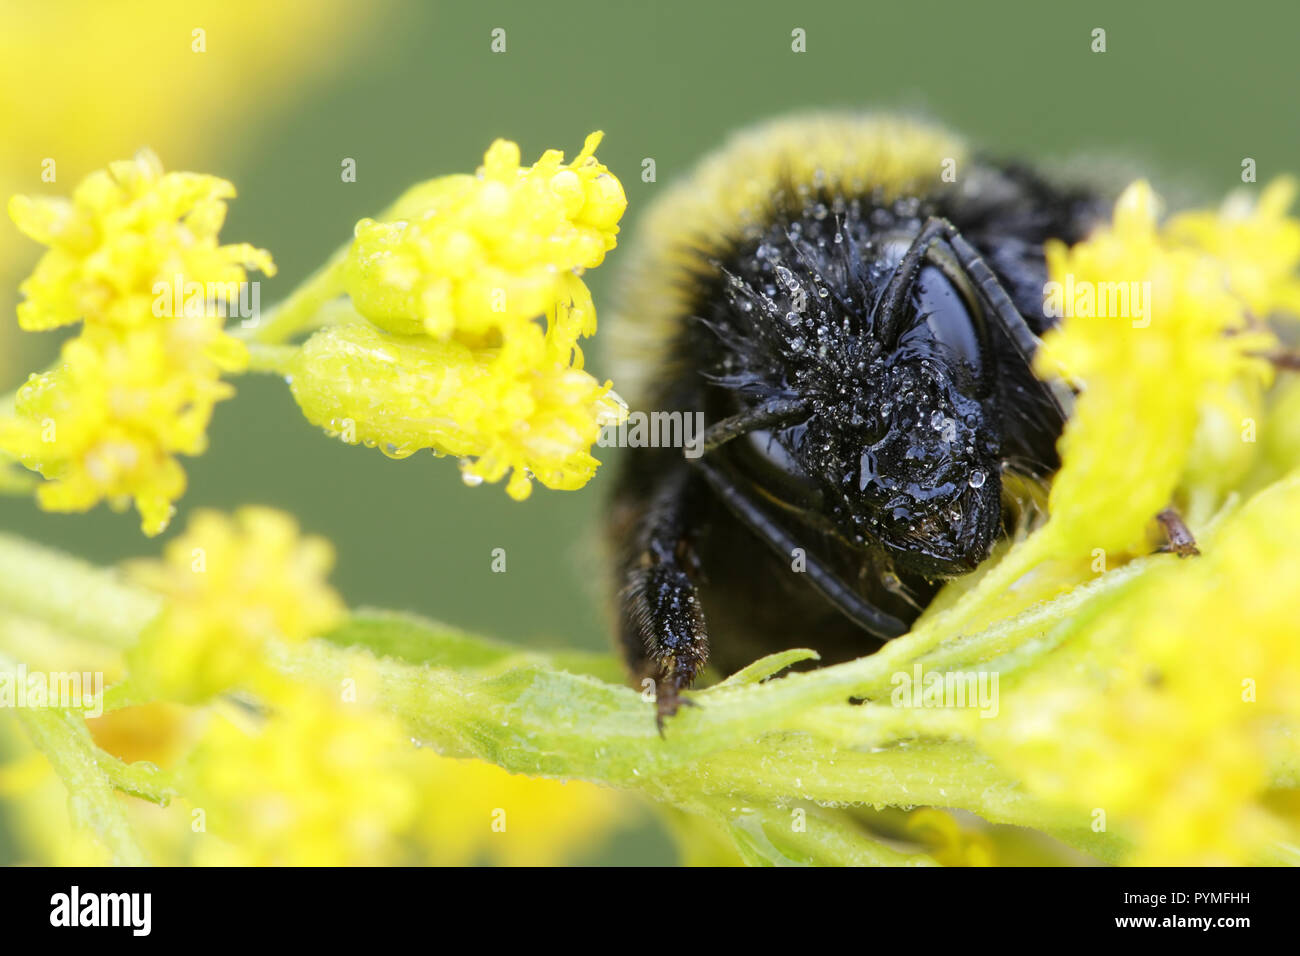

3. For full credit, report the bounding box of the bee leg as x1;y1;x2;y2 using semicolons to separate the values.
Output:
693;457;908;640
615;458;710;731
1156;507;1200;557
1257;348;1300;371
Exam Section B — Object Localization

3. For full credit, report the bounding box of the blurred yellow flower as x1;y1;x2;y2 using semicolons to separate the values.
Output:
905;809;996;867
182;683;629;866
0;0;380;383
183;685;420;866
413;755;629;866
955;178;1300;865
0;2;382;260
126;507;345;702
1166;177;1300;319
87;700;203;768
0;151;272;534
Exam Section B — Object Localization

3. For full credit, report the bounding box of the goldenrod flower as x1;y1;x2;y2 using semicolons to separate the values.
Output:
290;322;625;499
980;472;1300;864
1035;180;1284;554
183;685;420;866
181;682;627;866
9;149;274;331
905;809;996;867
127;507;345;703
1165;177;1300;319
291;132;628;499
344;131;624;351
0;0;380;288
1;151;273;534
0;318;244;534
412;756;628;866
966;179;1300;864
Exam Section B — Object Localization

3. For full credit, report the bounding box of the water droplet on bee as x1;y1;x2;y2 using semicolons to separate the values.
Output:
968;469;987;489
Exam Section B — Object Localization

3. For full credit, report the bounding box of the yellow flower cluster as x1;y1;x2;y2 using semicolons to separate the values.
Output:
966;178;1300;864
127;507;345;703
99;503;625;866
289;321;624;497
180;680;627;866
982;473;1300;864
1034;179;1298;555
0;150;274;534
346;132;623;348
292;133;628;499
183;683;421;866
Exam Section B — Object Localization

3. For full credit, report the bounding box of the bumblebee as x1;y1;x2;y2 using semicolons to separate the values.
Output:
605;113;1113;726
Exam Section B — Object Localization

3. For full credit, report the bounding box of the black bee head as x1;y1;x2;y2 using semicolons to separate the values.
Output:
711;204;1007;579
830;339;1002;577
818;248;1004;578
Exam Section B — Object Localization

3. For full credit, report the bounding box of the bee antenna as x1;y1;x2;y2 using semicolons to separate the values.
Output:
695;396;810;456
871;217;947;344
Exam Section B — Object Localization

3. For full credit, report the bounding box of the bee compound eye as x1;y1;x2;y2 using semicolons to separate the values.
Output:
734;424;824;510
907;264;993;398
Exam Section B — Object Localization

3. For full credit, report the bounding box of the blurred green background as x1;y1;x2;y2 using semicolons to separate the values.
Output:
1;0;1295;864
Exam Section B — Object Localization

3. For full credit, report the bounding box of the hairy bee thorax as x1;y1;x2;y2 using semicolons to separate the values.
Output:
608;113;969;410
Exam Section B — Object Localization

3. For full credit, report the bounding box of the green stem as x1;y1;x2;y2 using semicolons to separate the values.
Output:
243;343;300;376
0;529;1239;867
12;705;149;865
94;749;177;806
695;797;939;866
0;535;159;649
240;253;349;346
237;179;450;347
